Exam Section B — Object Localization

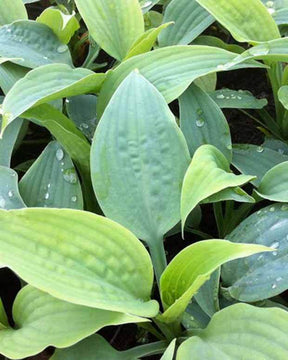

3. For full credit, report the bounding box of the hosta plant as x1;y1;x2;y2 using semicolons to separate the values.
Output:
0;0;288;359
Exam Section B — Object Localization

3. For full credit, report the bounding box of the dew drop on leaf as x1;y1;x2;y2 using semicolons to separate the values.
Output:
0;196;5;208
216;94;225;99
71;195;77;202
63;168;78;184
256;146;264;153
56;148;64;161
8;190;14;198
196;118;205;128
57;44;68;53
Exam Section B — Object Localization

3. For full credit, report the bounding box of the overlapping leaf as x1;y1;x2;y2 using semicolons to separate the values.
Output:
209;89;268;109
0;166;25;210
0;208;158;317
0;0;27;25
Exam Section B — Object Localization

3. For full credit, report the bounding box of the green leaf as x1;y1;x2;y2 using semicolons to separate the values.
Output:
209;89;268;109
160;339;176;360
158;239;270;323
98;45;265;117
222;203;288;302
74;0;144;60
196;0;280;43
202;187;255;204
177;303;288;359
158;0;214;46
19;141;83;209
0;298;8;328
273;8;288;25
125;23;172;59
193;35;244;54
232;144;288;187
66;95;98;141
0;208;158;317
194;73;217;92
278;85;288;109
256;161;288;201
179;84;232;160
0;166;26;210
0;62;29;94
91;71;190;246
0;0;27;26
1;64;105;131
181;145;254;229
0;21;73;68
0;286;146;359
140;0;161;13
37;7;80;44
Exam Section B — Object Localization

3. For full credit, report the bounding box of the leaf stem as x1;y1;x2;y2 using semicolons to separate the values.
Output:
149;237;167;286
213;202;224;238
123;341;168;359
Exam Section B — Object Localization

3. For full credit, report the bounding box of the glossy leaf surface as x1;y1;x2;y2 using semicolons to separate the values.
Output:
19;141;83;209
177;304;288;359
0;0;27;25
0;166;25;210
222;203;288;301
0;208;158;317
91;72;190;245
209;89;268;109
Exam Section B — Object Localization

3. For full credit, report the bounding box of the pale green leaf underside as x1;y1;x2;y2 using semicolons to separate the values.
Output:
75;0;144;60
179;84;232;160
91;71;190;244
2;64;105;132
37;8;80;44
0;166;25;210
177;304;288;359
222;204;288;302
159;240;270;323
160;339;176;360
0;21;73;68
0;208;158;317
0;286;146;360
19;141;83;209
158;0;214;46
181;145;254;230
0;0;27;26
97;45;266;117
196;0;280;43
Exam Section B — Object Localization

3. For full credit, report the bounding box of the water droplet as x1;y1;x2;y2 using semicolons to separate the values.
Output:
266;0;274;7
278;148;285;155
227;144;232;150
267;7;275;14
142;1;152;8
43;56;48;60
71;195;77;202
56;148;64;161
65;99;70;103
196;108;203;116
80;122;89;129
281;204;288;211
217;64;225;70
249;44;270;57
237;96;242;100
47;183;51;189
61;162;64;166
63;168;77;184
276;277;282;282
271;241;279;249
0;196;6;208
57;44;68;53
216;94;225;99
256;146;264;153
44;192;50;200
8;190;14;198
272;283;277;289
269;206;275;212
257;254;263;261
196;118;205;128
11;172;16;177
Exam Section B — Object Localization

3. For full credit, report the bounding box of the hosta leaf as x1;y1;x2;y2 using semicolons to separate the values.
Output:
256;161;288;201
0;62;29;94
160;340;176;360
222;204;288;302
0;208;158;317
263;137;288;154
0;96;24;167
37;7;80;44
158;0;214;46
261;0;288;11
181;145;254;229
91;71;190;246
66;95;98;141
19;141;83;209
75;0;144;60
278;85;288;109
140;0;161;13
0;21;73;68
0;166;25;210
0;0;27;26
232;144;288;187
273;8;288;25
177;303;288;359
193;35;244;54
159;240;269;323
194;73;217;92
202;187;255;204
125;23;172;59
0;286;146;360
209;89;268;109
179;84;232;160
1;64;105;131
98;45;265;117
0;298;8;328
196;0;280;43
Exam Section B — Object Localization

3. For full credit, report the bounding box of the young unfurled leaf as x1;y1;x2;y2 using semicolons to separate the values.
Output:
37;7;80;44
179;84;232;160
196;0;280;43
0;21;73;68
19;141;84;209
1;64;105;131
0;166;26;210
0;208;159;317
181;145;254;229
0;0;27;26
222;204;288;302
0;286;146;359
158;0;214;46
177;304;288;359
158;240;270;323
75;0;144;60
